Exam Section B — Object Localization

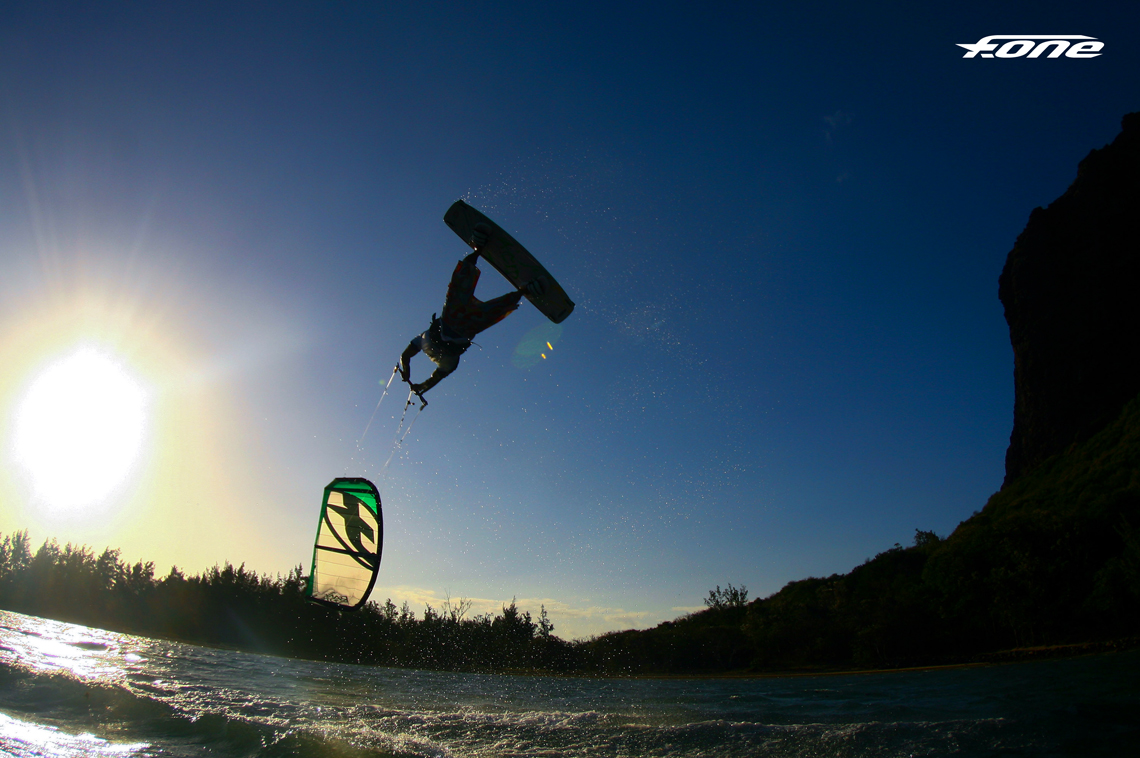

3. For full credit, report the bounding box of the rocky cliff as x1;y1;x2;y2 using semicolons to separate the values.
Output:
999;112;1140;485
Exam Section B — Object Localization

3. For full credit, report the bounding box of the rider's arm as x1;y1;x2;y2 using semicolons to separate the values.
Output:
400;341;419;382
413;365;453;394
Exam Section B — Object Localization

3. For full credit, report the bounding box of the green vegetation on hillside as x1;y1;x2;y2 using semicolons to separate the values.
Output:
580;392;1140;674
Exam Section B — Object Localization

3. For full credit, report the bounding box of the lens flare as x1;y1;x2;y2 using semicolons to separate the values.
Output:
12;347;149;510
512;323;563;369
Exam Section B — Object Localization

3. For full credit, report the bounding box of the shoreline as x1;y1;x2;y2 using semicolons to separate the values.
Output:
634;637;1140;680
4;608;1137;681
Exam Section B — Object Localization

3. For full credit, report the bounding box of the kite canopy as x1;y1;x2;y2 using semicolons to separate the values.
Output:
306;477;383;610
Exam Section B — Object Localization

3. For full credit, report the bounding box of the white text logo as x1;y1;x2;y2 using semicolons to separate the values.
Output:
957;35;1103;59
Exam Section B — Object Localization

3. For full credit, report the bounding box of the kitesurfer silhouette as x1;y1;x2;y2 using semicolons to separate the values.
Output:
400;225;543;395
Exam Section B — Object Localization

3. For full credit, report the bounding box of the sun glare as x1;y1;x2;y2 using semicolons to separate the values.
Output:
12;347;149;510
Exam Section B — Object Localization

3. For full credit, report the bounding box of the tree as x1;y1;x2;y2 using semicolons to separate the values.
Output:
538;605;554;638
704;583;749;609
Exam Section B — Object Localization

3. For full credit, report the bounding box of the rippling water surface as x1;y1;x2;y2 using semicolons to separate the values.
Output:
0;610;1136;756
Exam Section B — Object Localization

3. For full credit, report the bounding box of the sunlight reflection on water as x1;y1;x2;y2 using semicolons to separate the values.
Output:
0;712;148;758
1;616;135;681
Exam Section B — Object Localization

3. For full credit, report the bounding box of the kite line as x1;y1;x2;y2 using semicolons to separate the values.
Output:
347;363;429;486
356;365;400;447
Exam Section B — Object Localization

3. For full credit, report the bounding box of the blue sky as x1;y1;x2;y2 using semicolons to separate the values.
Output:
0;2;1135;638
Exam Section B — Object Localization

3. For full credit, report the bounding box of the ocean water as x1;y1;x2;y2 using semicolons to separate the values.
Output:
0;610;1136;757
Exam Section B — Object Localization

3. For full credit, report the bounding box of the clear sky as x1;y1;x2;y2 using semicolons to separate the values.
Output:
0;2;1135;639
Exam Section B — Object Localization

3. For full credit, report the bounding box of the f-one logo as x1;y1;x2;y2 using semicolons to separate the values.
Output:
957;35;1103;59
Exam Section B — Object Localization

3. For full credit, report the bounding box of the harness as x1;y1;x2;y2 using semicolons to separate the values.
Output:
426;313;471;357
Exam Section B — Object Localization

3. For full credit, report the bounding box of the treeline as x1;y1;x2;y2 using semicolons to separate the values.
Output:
0;531;576;673
3;396;1137;676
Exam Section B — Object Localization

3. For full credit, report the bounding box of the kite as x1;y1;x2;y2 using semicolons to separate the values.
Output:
306;477;383;610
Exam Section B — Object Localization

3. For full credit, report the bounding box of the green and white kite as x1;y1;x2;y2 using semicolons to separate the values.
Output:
306;478;383;610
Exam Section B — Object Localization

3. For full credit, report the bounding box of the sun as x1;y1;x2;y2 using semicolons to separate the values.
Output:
12;346;149;510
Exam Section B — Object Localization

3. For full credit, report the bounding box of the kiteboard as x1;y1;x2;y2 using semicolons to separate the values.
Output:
443;199;574;324
306;477;382;611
